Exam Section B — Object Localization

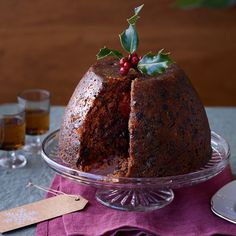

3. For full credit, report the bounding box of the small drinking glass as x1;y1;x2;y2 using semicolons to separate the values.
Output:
18;89;50;155
0;105;27;168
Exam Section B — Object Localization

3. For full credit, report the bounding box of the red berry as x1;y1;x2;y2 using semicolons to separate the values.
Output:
120;67;128;76
119;57;128;66
132;52;138;58
123;61;131;70
139;56;142;60
131;56;139;66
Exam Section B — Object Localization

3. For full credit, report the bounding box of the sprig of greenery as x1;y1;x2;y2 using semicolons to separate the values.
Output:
97;4;143;59
127;4;144;25
119;4;144;53
96;47;123;60
119;24;139;54
138;50;173;76
96;4;173;76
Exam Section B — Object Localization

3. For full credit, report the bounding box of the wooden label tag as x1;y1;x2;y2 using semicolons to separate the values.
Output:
0;194;88;233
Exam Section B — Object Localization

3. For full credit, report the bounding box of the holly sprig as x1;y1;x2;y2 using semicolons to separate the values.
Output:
96;4;173;76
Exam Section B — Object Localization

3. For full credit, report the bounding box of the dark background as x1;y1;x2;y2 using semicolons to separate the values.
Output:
0;0;235;105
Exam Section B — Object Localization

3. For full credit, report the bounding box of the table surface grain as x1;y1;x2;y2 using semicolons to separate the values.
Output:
0;105;236;236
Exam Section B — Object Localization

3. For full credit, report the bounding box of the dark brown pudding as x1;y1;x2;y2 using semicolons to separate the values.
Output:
59;57;212;177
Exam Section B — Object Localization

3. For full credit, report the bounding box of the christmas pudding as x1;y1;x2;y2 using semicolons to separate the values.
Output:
58;5;212;177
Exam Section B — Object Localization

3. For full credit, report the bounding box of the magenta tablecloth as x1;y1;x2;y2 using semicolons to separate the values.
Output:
36;166;236;236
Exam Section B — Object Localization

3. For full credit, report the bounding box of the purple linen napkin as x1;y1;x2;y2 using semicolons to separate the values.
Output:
36;166;236;236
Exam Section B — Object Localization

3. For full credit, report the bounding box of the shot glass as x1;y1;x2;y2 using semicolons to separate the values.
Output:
18;89;50;155
0;105;27;168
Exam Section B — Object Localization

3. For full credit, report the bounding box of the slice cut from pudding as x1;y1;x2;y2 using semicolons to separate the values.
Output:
59;57;212;177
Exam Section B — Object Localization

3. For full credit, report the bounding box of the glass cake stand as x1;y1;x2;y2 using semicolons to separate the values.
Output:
41;130;230;211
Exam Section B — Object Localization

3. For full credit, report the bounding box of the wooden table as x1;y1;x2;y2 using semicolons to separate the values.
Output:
0;1;236;106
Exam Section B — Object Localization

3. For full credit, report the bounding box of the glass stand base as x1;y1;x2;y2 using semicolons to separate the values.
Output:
23;144;41;155
0;153;27;169
95;188;174;211
41;130;230;211
23;135;43;155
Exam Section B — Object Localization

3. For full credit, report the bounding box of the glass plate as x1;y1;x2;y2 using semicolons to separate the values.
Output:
41;130;230;211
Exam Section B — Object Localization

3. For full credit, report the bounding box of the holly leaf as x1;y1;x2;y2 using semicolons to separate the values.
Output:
119;24;139;53
96;47;123;60
121;4;144;52
97;5;144;60
127;4;144;25
134;4;144;14
137;49;173;76
127;14;140;25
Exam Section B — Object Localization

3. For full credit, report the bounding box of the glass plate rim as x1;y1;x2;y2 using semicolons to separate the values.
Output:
41;129;230;187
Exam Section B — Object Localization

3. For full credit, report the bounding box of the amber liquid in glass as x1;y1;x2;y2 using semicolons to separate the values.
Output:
25;109;49;135
0;117;25;150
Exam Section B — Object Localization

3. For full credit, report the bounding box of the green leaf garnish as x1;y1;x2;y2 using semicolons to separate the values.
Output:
134;4;144;14
96;47;123;60
97;4;144;59
127;14;140;25
120;4;144;53
137;49;173;76
119;24;139;54
127;4;144;24
96;4;174;77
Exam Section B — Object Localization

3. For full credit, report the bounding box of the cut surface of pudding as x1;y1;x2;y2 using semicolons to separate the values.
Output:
59;57;212;177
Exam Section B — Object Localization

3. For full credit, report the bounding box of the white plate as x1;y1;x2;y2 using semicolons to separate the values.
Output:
211;180;236;224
